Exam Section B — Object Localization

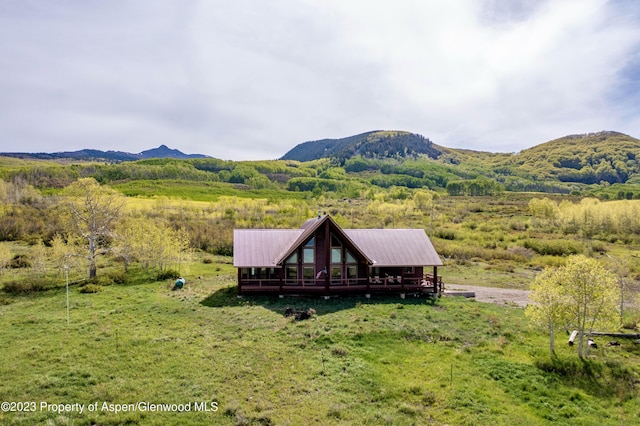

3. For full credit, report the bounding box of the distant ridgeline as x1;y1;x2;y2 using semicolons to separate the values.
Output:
280;130;442;162
0;145;209;162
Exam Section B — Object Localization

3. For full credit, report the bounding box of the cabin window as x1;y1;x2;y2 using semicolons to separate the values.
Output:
331;266;342;280
286;266;297;281
285;252;298;283
303;237;315;263
303;266;315;281
404;266;415;274
303;248;314;264
330;234;343;282
300;237;315;282
347;266;357;279
331;248;342;263
346;251;356;263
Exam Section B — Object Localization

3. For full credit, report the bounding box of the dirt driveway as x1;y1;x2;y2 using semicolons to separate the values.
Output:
444;284;531;307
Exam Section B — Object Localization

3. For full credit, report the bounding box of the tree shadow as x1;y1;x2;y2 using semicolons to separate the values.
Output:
534;355;638;399
200;285;438;316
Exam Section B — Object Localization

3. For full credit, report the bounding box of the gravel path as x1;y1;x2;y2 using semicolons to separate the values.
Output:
444;284;531;307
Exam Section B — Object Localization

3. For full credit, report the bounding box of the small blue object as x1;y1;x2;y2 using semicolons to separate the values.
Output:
173;277;185;290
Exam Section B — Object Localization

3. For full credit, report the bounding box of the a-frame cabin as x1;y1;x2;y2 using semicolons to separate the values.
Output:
233;215;443;296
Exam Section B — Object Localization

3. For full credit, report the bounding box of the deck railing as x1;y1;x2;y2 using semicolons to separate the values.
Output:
240;274;441;293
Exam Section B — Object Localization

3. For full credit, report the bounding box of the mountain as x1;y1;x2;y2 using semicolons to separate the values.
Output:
0;145;209;162
280;130;443;162
138;145;209;159
510;131;640;185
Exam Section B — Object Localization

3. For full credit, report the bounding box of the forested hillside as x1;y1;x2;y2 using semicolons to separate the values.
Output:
280;129;640;196
281;130;442;162
1;132;640;202
512;131;640;184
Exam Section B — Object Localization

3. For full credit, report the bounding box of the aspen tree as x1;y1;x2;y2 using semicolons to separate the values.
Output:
528;256;620;358
63;178;125;279
526;268;569;356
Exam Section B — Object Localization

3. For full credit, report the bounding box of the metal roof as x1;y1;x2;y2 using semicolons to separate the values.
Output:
344;229;443;267
233;218;443;268
233;229;302;267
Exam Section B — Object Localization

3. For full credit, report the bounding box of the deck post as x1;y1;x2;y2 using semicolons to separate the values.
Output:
237;268;242;295
324;219;330;294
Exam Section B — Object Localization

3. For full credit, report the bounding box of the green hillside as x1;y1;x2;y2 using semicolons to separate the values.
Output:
511;131;640;184
1;130;640;201
279;129;640;196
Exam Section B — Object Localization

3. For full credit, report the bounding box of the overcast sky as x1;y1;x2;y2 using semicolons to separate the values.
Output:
1;0;639;160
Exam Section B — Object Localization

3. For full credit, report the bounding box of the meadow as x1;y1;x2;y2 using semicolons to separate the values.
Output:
0;251;639;425
2;153;640;424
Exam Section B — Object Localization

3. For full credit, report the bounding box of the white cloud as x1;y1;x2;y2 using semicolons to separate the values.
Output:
0;0;639;159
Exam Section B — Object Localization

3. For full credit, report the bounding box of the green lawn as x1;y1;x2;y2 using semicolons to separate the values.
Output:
0;260;638;425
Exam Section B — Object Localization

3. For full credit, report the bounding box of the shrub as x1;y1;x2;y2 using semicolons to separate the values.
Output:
157;269;180;280
106;271;126;284
435;230;456;240
509;221;528;231
523;239;583;256
589;240;607;253
10;254;31;269
422;390;437;406
79;284;102;293
2;278;57;294
87;274;119;286
331;345;349;357
506;246;535;261
202;257;213;264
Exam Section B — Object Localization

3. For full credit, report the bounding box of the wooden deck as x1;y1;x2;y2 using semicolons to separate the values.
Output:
238;275;443;296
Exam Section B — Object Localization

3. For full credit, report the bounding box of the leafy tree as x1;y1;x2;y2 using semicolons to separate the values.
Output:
412;190;437;212
527;256;620;358
446;181;466;196
30;239;48;278
114;217;189;277
561;256;620;358
525;268;569;356
528;197;558;228
62;178;125;278
113;216;142;272
50;233;81;278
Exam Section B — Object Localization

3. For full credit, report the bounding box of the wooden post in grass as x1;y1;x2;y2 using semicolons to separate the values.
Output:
65;265;70;326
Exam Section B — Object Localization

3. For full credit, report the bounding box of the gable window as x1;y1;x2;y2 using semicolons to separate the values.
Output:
330;234;343;282
302;237;315;283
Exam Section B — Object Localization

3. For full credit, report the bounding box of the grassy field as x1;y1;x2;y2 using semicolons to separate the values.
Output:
1;256;639;425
